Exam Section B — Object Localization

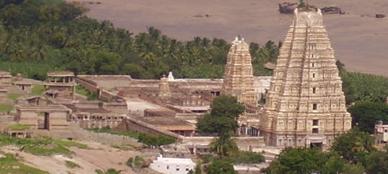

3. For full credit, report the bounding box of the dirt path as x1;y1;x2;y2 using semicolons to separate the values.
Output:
71;0;388;77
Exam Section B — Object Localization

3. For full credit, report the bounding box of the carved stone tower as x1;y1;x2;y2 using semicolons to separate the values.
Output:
159;75;171;98
260;8;352;148
222;37;257;107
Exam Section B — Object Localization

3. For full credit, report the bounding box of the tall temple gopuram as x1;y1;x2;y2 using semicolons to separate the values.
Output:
222;37;257;107
260;7;352;148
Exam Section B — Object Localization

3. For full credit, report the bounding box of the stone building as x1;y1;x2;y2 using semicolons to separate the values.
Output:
260;7;352;148
44;71;76;99
65;101;127;129
159;75;171;99
149;155;196;174
13;78;43;94
222;37;257;107
15;97;71;130
0;71;12;87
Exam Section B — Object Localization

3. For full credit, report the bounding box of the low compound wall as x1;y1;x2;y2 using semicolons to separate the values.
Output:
181;136;265;151
34;124;141;147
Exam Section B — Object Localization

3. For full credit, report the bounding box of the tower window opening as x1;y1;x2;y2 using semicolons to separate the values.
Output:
312;63;315;67
312;128;319;134
313;87;316;94
312;73;316;78
313;119;319;126
313;103;318;110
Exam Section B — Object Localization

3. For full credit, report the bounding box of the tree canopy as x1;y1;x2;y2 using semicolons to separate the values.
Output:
364;147;388;174
349;101;388;133
331;129;375;163
207;160;236;174
265;148;364;174
0;0;279;80
196;95;245;136
341;71;388;104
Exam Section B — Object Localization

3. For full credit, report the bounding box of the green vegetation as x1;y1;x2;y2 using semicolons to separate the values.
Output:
89;127;176;147
364;147;388;174
196;96;264;173
197;95;245;161
0;103;13;112
265;148;364;174
331;129;375;163
0;134;87;156
65;160;81;169
341;71;388;104
127;156;146;169
31;85;45;96
0;0;278;80
230;151;265;164
76;85;97;100
207;159;236;174
197;95;245;137
138;133;176;147
7;93;21;101
7;123;30;131
349;101;388;133
209;135;238;157
266;129;388;174
0;153;49;174
250;41;279;76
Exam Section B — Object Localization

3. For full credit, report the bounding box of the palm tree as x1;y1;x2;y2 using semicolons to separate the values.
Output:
210;134;238;158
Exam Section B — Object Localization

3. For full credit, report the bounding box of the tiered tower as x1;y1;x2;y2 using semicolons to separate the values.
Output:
159;75;171;98
260;8;351;148
222;37;257;107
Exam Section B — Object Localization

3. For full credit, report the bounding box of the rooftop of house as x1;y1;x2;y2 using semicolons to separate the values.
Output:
16;104;71;112
153;155;195;165
0;71;12;77
47;71;75;77
13;78;43;85
64;104;111;114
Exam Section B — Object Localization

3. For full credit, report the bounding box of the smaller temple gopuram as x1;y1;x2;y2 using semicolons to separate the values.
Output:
222;36;257;107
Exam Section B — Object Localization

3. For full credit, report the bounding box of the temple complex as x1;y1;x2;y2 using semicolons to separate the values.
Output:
222;37;257;107
260;7;352;148
0;8;354;160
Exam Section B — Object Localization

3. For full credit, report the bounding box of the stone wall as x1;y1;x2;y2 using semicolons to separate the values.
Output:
115;117;183;140
181;136;265;151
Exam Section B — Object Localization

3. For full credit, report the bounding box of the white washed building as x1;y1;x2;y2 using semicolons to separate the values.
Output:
149;155;195;174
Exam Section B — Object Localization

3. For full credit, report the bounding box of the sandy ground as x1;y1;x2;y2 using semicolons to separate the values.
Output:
70;0;388;77
1;141;147;174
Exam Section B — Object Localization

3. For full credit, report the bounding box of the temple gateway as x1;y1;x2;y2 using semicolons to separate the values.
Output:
260;7;352;149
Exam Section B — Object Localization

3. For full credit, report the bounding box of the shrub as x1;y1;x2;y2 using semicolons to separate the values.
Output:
230;151;265;164
126;156;146;168
65;160;81;169
137;133;176;147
